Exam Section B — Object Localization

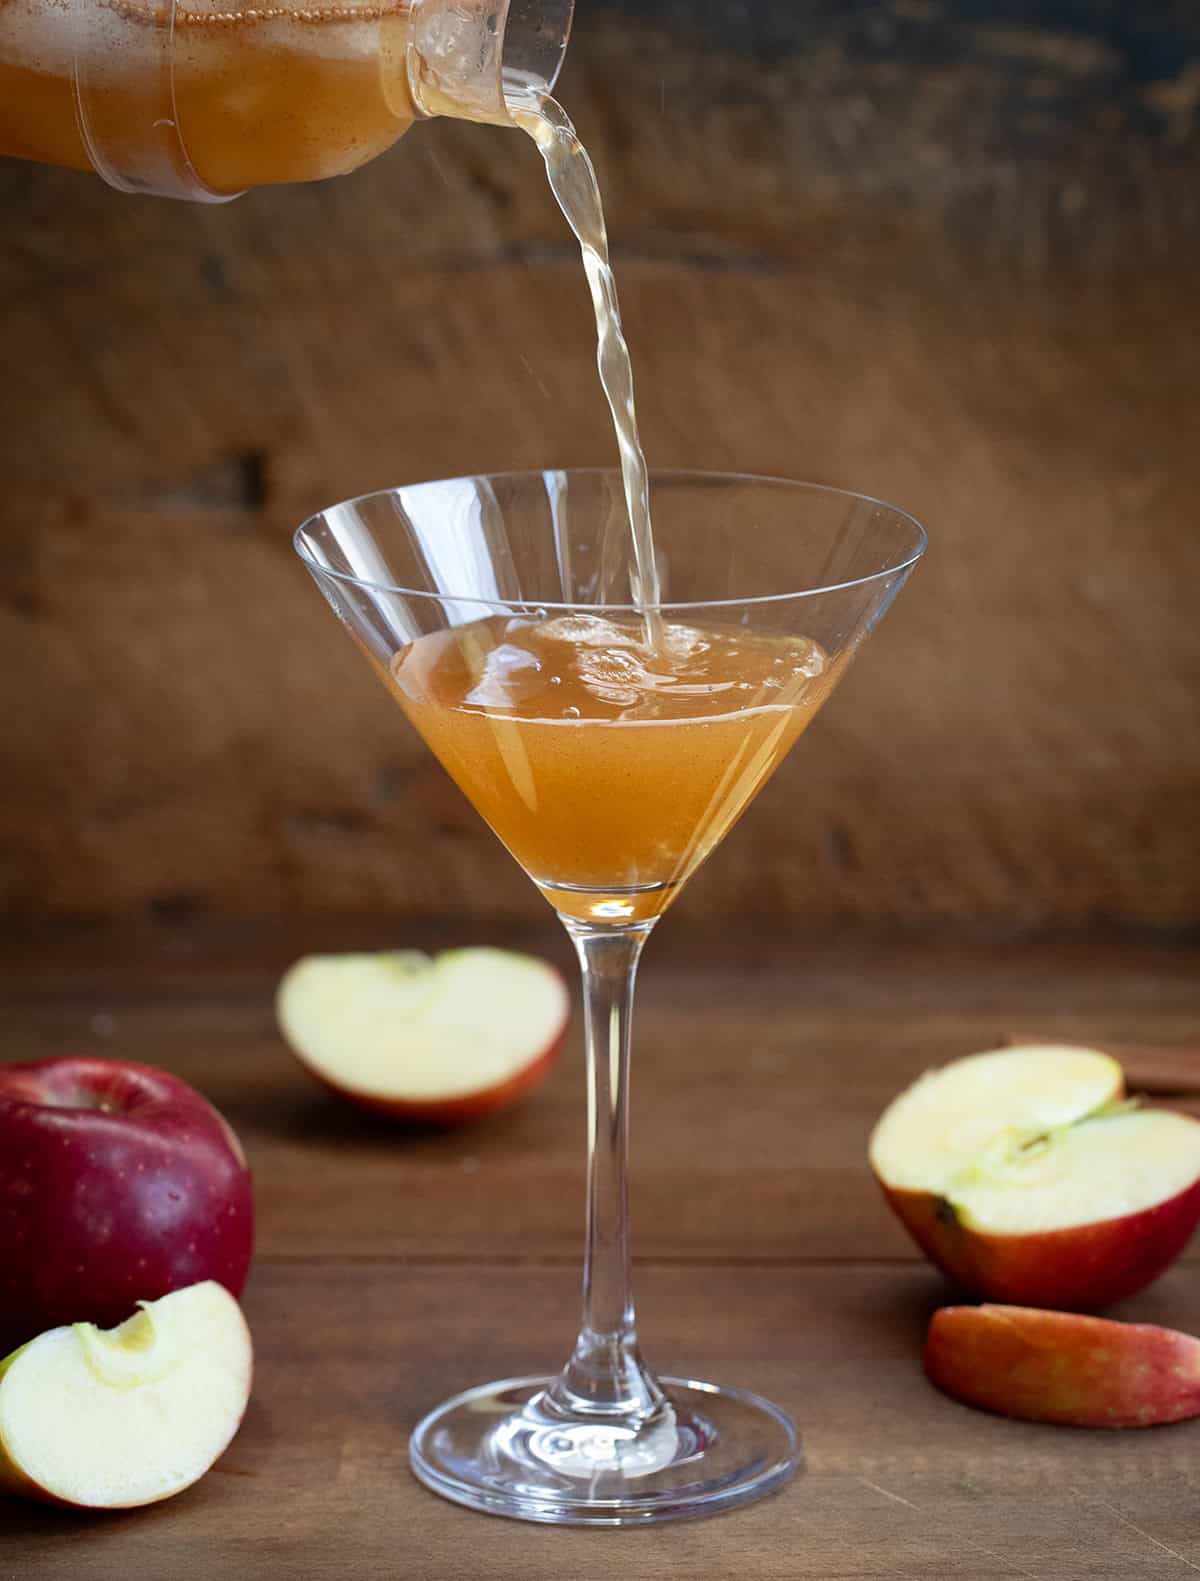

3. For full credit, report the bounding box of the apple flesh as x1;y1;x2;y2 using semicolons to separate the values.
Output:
0;1058;254;1357
869;1045;1200;1310
0;1281;253;1507
277;947;570;1124
925;1304;1200;1428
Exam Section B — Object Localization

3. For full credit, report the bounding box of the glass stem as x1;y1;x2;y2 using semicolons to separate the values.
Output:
546;918;666;1421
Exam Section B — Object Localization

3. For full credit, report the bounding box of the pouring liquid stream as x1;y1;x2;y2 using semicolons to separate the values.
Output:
513;90;663;650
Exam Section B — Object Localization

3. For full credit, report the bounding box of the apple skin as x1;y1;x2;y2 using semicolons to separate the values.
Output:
300;1029;566;1127
924;1304;1200;1427
879;1176;1200;1312
0;1058;254;1357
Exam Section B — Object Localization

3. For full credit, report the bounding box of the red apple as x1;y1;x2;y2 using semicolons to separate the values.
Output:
869;1045;1200;1310
277;947;569;1124
0;1058;254;1356
925;1304;1200;1427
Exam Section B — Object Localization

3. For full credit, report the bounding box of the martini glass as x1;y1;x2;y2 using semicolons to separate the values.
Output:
294;469;926;1525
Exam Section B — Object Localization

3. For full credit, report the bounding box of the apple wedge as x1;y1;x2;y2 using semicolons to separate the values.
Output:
925;1304;1200;1427
0;1281;253;1508
277;947;570;1124
869;1045;1200;1310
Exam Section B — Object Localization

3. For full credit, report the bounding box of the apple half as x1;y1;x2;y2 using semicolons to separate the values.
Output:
277;947;570;1124
925;1304;1200;1427
869;1045;1200;1310
0;1281;253;1508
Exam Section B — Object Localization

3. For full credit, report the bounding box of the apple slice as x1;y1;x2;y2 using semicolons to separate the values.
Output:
0;1281;253;1508
869;1045;1200;1310
925;1304;1200;1427
277;947;570;1124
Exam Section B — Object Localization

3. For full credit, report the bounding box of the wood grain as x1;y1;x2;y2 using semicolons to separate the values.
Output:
2;928;1200;1576
2;4;1199;929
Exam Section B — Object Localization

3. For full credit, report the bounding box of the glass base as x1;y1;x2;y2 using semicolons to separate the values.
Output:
409;1375;801;1526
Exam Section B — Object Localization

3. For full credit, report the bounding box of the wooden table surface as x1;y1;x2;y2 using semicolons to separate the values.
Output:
2;920;1199;1579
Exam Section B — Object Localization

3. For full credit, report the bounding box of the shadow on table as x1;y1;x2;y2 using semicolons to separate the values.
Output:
0;1493;175;1542
221;1072;559;1155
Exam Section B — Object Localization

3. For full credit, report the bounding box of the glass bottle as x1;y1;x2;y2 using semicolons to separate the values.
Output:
0;0;572;199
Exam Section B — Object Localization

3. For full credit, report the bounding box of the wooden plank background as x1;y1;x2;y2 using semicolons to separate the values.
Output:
2;0;1199;930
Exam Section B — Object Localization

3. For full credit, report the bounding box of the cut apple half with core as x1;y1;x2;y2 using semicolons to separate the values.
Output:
277;947;570;1124
869;1045;1200;1310
0;1281;253;1508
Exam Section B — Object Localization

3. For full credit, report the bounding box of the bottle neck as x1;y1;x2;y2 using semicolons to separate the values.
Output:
408;0;574;122
408;0;506;123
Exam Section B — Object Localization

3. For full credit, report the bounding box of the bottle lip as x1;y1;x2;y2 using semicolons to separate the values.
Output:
501;0;574;100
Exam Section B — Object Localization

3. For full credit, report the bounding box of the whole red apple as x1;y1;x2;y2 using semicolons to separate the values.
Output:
0;1057;254;1356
